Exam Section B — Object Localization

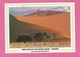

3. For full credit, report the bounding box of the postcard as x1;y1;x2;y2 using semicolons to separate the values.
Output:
5;2;75;53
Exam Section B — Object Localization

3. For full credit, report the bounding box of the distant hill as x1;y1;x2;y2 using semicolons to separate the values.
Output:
24;10;64;16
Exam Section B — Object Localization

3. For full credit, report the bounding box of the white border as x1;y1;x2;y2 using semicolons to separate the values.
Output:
5;2;75;53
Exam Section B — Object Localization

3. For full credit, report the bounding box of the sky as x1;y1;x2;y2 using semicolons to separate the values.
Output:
9;6;70;16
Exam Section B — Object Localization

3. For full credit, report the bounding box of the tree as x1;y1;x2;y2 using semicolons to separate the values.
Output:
33;31;56;42
43;32;56;41
33;32;43;41
16;35;32;43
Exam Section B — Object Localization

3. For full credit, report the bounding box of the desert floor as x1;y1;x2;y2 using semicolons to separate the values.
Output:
10;38;70;48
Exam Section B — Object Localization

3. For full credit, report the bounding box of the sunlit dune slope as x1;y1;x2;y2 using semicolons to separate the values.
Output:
16;12;70;38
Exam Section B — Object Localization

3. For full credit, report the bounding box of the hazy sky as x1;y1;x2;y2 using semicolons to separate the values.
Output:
9;6;70;16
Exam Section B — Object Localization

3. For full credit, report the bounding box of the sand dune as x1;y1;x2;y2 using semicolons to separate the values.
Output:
16;12;70;38
10;14;61;42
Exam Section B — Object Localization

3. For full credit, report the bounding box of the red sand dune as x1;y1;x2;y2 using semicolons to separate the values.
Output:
16;12;70;38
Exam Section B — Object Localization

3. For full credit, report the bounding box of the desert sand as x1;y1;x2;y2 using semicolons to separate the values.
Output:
10;38;70;48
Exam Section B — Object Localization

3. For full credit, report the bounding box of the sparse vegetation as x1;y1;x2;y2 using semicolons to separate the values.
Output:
16;31;56;42
33;31;56;42
16;35;32;43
